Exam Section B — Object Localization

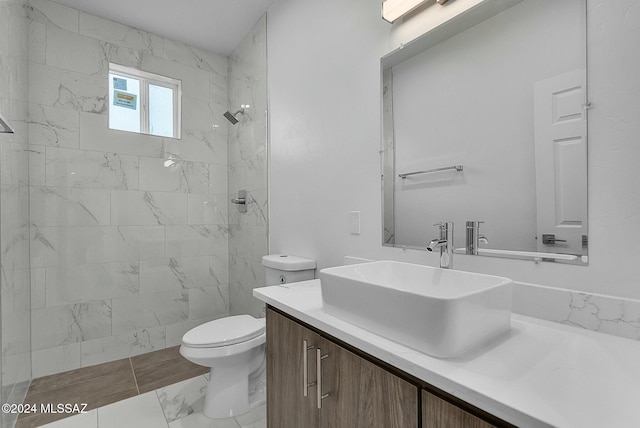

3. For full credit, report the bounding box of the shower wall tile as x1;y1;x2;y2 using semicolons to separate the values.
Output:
229;286;265;320
31;267;46;309
31;300;112;351
3;354;31;391
9;59;28;105
27;0;232;376
81;325;166;367
227;117;267;164
104;41;146;71
162;38;226;74
79;12;163;56
187;194;228;225
188;285;230;320
163;130;226;164
29;103;80;148
29;62;108;113
80;112;164;157
31;342;82;378
2;310;30;355
209;165;228;194
229;225;268;262
182;96;221;133
29;0;79;33
1;142;30;186
45;262;139;307
28;145;46;185
209;76;228;131
45;146;139;189
46;25;108;76
228;15;268;115
164;318;213;348
165;225;228;258
139;157;210;194
111;190;187;226
30;186;111;226
229;256;266;296
228;152;267;193
31;226;166;267
229;189;267;227
140;55;212;102
111;290;188;334
139;255;228;294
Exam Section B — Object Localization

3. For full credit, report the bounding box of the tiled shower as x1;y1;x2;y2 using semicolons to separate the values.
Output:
1;1;32;428
0;1;267;426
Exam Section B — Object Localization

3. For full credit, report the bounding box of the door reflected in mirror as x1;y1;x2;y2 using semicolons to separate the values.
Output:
381;0;588;265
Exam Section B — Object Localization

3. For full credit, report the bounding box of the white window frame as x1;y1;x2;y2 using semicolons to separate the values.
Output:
109;63;182;139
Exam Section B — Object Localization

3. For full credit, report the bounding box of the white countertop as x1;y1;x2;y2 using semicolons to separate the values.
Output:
254;280;640;428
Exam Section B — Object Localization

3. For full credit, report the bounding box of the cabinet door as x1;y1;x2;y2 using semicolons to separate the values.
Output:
422;390;496;428
266;308;319;428
318;338;419;428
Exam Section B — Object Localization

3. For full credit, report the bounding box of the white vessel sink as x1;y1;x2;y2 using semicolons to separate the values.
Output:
319;261;513;358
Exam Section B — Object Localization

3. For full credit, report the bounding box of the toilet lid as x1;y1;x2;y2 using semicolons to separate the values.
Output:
182;315;265;348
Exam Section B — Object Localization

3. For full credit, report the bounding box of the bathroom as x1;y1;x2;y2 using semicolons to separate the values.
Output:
0;0;639;427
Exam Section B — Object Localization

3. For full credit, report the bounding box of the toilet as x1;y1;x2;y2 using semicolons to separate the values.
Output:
179;254;316;419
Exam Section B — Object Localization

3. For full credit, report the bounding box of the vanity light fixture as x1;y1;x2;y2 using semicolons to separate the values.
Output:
0;112;14;134
382;0;449;23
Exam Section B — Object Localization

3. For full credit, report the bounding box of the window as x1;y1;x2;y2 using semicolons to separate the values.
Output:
108;64;181;139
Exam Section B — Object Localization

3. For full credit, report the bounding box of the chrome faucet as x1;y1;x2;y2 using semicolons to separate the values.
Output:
427;222;453;269
465;221;489;255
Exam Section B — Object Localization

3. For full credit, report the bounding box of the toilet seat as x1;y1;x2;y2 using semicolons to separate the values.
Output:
182;315;266;348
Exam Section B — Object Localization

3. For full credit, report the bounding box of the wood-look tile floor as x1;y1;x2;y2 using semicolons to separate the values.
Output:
16;346;208;428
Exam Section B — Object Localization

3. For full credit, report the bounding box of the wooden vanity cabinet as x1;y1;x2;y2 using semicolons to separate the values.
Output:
423;390;496;428
266;307;509;428
266;307;418;428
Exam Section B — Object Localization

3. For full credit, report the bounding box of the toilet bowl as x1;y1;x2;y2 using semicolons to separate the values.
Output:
179;315;266;418
180;254;316;419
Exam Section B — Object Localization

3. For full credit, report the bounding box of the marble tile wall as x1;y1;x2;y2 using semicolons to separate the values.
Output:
513;282;640;342
27;0;231;378
0;0;32;427
227;16;269;317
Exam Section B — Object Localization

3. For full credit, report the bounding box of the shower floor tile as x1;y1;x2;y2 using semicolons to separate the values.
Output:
16;346;208;428
131;345;209;393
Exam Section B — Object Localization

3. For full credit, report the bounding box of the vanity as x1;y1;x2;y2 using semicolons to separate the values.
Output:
265;305;502;428
254;278;640;428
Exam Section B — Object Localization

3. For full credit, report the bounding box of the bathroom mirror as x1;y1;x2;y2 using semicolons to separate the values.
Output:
381;0;588;264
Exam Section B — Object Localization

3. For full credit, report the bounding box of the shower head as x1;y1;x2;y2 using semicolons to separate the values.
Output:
223;107;245;125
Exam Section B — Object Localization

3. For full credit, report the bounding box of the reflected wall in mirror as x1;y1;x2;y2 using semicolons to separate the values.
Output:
381;0;588;264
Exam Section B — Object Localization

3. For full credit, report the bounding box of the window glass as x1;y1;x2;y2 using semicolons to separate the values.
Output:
109;73;141;133
149;84;174;138
108;64;181;139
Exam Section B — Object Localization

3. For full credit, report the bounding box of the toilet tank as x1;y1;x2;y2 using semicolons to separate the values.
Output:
262;254;316;286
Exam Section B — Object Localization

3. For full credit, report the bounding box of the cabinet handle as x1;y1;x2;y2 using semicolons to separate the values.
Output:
316;348;330;409
303;340;316;397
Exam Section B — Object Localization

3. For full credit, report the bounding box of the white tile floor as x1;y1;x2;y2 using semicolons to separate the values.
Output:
39;375;266;428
